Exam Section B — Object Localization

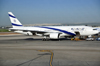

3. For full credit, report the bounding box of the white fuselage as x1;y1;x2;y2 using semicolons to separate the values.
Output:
10;26;99;37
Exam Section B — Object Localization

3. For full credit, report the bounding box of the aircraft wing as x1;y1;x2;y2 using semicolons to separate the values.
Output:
9;28;61;34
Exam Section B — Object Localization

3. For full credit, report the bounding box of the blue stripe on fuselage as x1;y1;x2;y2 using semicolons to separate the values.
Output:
9;14;16;18
12;23;23;26
35;26;76;36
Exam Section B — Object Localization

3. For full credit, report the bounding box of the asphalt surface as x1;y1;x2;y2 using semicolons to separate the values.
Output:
0;35;100;66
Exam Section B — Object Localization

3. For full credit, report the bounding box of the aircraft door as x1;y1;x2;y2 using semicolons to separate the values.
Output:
75;32;80;36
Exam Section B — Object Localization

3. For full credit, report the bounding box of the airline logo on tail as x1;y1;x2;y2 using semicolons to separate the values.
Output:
13;19;16;22
8;12;23;27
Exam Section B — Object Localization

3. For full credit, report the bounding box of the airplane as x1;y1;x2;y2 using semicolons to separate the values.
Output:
8;12;99;40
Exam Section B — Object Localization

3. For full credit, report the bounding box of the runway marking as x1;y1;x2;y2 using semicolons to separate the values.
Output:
38;50;54;66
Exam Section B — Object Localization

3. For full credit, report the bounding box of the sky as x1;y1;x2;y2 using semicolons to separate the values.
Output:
0;0;100;26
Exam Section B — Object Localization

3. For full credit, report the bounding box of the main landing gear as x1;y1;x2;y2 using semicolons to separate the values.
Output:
42;38;49;41
42;36;49;41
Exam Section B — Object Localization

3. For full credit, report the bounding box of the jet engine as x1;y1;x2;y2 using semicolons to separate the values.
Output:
49;33;60;39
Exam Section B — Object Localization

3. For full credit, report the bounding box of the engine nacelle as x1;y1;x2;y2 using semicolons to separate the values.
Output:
26;32;33;36
49;33;60;39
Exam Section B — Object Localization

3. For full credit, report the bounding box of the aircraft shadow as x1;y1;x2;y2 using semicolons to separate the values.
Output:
24;38;42;41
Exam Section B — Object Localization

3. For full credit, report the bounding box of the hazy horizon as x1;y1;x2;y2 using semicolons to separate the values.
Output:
0;0;100;26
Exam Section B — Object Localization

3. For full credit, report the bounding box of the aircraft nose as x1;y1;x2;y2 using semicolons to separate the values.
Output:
95;30;99;34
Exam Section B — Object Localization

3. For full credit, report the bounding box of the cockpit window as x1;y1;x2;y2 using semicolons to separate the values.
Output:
93;29;97;30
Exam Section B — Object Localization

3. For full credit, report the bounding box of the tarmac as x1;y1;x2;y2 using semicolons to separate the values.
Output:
0;35;100;66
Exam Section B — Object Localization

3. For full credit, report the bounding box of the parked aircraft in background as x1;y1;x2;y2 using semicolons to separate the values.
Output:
8;12;99;40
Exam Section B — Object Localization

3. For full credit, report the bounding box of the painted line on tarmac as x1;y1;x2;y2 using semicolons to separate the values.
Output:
38;50;54;66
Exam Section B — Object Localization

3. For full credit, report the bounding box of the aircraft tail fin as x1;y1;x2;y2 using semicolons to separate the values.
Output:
8;12;23;28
